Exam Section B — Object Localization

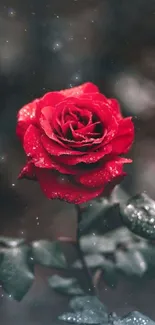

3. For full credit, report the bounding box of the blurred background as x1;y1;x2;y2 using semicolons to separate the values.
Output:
0;0;155;324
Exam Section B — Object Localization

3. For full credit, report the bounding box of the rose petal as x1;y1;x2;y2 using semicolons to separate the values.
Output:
75;122;101;135
40;106;63;136
70;124;88;141
18;161;36;180
24;125;54;168
41;134;85;156
76;157;131;188
23;125;76;174
35;92;65;128
103;174;126;197
41;106;54;121
35;168;103;204
16;99;39;142
108;99;122;120
111;117;134;154
58;137;95;149
71;98;118;144
41;91;65;107
52;97;118;146
55;143;112;165
40;112;68;147
60;82;99;97
80;92;107;102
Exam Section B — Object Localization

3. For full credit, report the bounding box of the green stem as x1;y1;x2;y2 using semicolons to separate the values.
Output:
75;205;96;295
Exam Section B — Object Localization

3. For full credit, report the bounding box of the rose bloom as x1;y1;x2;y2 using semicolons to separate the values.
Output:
16;82;134;204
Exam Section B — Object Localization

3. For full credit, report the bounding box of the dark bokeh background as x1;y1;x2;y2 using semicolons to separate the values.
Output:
1;0;155;324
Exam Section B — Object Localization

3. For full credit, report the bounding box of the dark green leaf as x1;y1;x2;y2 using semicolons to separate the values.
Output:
72;255;117;287
115;249;147;276
80;227;135;255
80;234;115;254
103;227;137;245
48;275;84;296
0;237;25;247
138;244;155;270
70;296;107;313
59;296;108;324
102;260;118;288
78;199;111;235
59;310;103;324
0;245;34;301
108;312;119;323
121;193;155;240
113;311;155;325
73;254;106;269
32;240;67;268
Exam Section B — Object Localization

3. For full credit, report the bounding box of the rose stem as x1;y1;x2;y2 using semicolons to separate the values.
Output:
75;205;96;295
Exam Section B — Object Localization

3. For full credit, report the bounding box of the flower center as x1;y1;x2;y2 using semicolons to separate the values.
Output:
62;107;104;141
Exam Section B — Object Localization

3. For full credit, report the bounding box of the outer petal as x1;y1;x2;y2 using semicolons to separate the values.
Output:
60;82;99;97
18;161;36;180
23;125;76;174
35;168;103;204
41;91;65;107
76;157;131;188
111;117;134;155
108;99;122;120
78;92;107;102
16;99;40;142
24;125;54;168
103;174;126;197
40;108;70;147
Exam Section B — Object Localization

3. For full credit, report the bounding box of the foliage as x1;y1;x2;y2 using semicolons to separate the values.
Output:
59;296;109;324
0;239;67;300
59;296;155;325
121;193;155;239
48;275;84;296
0;191;155;319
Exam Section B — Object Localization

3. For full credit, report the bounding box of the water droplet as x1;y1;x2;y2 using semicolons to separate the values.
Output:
68;36;74;41
51;40;63;52
8;8;16;17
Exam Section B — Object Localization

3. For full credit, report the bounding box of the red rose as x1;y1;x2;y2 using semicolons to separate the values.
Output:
16;82;134;204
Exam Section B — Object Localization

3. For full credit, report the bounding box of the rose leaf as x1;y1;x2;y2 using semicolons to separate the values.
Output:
59;295;108;324
0;236;25;247
115;249;147;277
78;199;111;235
102;260;118;288
121;193;155;240
72;254;106;269
80;234;115;255
48;274;84;296
32;240;67;269
113;311;155;325
0;245;34;301
138;244;155;271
